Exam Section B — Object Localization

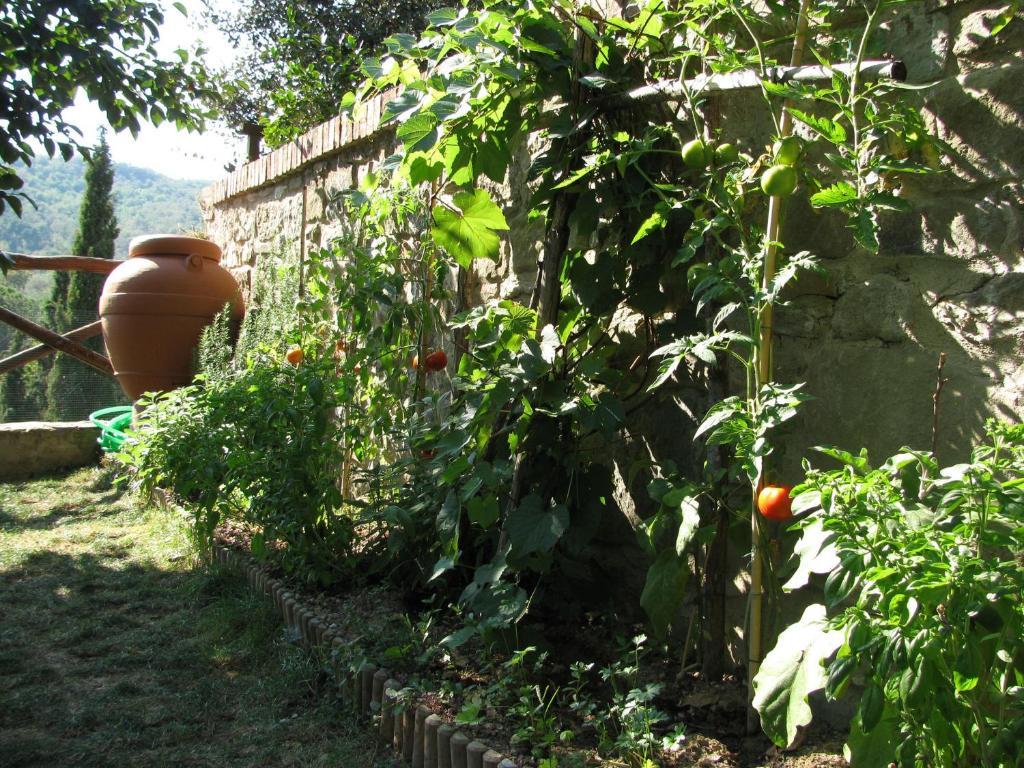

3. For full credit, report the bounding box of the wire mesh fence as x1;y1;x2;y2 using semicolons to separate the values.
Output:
0;303;128;423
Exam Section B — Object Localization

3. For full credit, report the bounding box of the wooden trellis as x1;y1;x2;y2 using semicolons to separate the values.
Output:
0;252;118;377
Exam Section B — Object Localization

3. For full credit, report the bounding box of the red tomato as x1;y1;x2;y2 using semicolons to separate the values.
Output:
423;350;448;372
757;485;793;521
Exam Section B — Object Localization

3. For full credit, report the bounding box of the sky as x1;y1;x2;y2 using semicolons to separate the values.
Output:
62;0;243;182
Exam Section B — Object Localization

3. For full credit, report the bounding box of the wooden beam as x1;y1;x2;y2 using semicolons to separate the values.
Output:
0;320;104;375
3;252;119;274
0;307;114;376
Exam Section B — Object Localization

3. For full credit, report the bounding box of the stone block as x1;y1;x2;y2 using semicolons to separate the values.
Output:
921;64;1024;184
775;295;835;339
0;421;101;481
831;274;914;342
953;6;1024;69
877;1;951;82
879;180;1022;263
931;270;1024;358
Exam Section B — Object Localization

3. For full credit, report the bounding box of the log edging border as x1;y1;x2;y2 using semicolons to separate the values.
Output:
213;544;517;768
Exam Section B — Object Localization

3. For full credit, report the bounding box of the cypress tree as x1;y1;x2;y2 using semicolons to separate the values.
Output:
45;132;126;419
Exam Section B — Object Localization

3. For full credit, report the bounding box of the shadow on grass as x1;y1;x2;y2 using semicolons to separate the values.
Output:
0;490;129;531
0;544;373;768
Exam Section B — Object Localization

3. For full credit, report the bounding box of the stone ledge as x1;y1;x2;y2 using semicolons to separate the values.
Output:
0;421;101;481
201;87;401;207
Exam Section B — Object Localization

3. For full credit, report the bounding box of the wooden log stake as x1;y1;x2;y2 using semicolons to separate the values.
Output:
4;252;119;274
0;307;113;376
0;320;103;375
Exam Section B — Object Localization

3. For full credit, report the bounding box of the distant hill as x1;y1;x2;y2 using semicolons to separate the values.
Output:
0;154;208;259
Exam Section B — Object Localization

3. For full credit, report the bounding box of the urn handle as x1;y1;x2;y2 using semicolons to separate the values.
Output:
186;253;204;271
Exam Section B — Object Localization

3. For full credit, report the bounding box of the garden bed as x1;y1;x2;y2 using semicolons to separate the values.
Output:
212;525;846;768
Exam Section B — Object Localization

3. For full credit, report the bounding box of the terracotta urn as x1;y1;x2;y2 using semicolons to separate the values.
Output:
99;235;243;400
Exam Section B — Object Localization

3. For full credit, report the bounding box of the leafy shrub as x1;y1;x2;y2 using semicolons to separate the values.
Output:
120;262;354;585
754;421;1024;768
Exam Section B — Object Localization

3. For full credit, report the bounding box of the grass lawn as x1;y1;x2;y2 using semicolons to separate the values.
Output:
0;465;384;768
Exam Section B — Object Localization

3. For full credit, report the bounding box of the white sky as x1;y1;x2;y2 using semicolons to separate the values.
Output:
62;0;243;181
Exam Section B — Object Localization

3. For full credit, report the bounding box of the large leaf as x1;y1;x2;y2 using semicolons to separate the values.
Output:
431;189;509;267
752;603;843;748
504;494;568;557
844;701;900;767
397;113;438;153
640;549;688;639
783;517;840;591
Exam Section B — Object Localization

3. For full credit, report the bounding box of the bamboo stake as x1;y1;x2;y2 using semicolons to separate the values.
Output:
0;307;114;376
748;0;814;735
0;319;103;375
3;252;120;274
603;59;905;109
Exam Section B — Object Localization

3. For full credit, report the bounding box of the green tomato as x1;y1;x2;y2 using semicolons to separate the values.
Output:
760;164;797;197
681;138;709;170
714;142;739;164
773;136;803;166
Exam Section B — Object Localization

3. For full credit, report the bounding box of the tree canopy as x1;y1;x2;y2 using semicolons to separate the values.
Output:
205;0;445;147
0;0;214;217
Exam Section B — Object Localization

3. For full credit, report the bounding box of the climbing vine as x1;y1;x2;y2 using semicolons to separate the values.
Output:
339;0;936;665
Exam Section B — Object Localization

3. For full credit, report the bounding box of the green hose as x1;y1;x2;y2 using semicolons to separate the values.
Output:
89;406;134;452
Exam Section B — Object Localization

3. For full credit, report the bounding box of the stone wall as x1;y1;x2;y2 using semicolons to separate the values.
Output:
202;0;1022;469
769;0;1023;472
200;0;1023;664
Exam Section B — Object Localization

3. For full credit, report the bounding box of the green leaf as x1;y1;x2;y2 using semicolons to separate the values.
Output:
382;90;424;123
504;495;569;557
431;189;509;267
858;679;884;733
783;517;839;591
752;603;843;748
640;549;687;639
428;556;455;582
437;490;460;553
788;109;848;144
427;7;460;26
844;700;899;767
397;113;438;153
852;206;879;251
579;72;615;89
631;206;668;244
674;495;701;556
467;495;500;529
810;182;857;208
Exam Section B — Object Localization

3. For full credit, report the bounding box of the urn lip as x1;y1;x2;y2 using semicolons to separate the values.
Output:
128;234;222;263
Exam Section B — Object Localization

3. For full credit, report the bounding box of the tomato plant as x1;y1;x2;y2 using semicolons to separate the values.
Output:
754;421;1024;767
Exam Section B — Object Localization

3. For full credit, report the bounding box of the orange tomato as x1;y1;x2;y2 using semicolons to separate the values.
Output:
285;346;304;366
757;485;793;521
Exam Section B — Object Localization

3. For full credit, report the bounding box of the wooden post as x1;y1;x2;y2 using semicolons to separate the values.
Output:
4;252;119;274
0;307;113;376
748;0;814;735
0;320;103;375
